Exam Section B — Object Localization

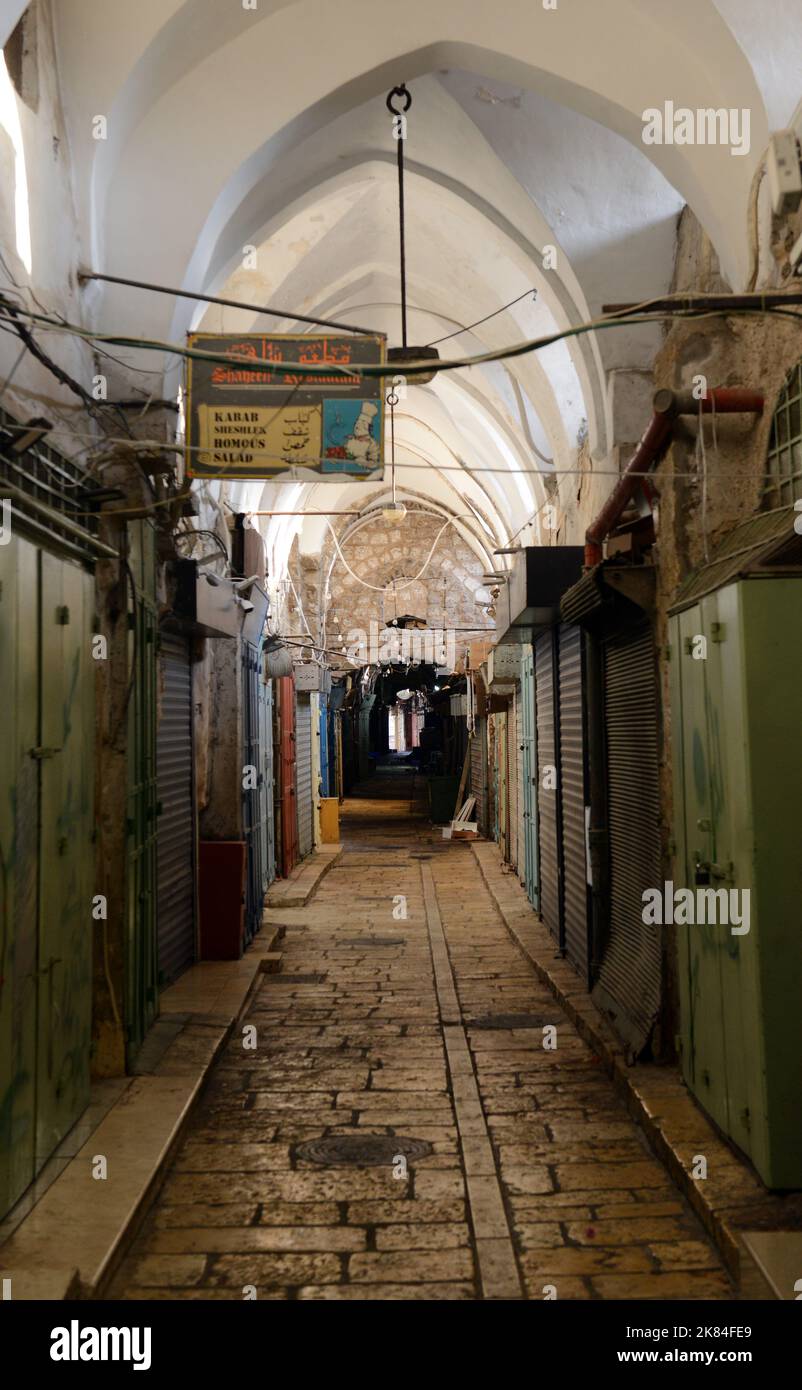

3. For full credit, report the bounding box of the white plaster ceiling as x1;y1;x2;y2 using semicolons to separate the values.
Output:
3;0;794;578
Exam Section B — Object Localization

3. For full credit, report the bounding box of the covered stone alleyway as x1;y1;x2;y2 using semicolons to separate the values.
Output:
110;781;733;1301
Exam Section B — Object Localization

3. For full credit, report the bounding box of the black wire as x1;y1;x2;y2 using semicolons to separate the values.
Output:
427;289;538;346
175;527;229;561
387;85;412;350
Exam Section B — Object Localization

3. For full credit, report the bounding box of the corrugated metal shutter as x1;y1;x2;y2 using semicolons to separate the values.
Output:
296;693;313;859
558;624;591;983
471;717;488;834
242;642;268;944
515;695;525;883
592;621;662;1055
535;630;561;943
157;631;195;985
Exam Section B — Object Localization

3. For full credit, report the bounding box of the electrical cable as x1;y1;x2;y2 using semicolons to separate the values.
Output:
427;289;538;346
324;514;456;592
6;291;802;387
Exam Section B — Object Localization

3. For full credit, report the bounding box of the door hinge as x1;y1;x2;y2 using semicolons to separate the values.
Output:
56;605;70;625
711;622;726;643
29;746;62;759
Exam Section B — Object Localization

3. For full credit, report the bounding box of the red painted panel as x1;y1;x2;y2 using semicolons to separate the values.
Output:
198;841;245;959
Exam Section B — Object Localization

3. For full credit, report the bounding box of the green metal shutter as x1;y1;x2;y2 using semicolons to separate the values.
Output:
0;540;94;1218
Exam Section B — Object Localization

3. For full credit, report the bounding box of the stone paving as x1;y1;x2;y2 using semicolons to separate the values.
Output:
110;779;734;1301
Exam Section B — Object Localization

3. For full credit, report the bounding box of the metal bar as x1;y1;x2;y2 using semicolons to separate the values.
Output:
78;270;381;337
0;478;119;556
602;293;802;315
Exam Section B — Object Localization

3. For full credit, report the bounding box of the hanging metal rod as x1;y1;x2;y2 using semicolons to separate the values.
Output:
77;270;381;337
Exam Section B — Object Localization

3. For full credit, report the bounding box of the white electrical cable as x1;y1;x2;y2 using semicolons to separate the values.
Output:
324;514;457;593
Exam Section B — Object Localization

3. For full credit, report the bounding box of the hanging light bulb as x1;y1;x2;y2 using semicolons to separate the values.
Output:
382;500;407;523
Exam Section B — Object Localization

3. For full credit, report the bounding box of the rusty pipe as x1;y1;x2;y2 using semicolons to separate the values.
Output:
584;386;764;567
653;386;765;416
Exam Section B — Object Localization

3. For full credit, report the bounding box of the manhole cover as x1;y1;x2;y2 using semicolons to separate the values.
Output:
468;1013;558;1030
267;973;327;985
345;936;406;947
295;1135;433;1166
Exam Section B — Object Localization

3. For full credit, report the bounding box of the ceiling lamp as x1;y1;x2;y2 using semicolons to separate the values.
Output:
382;500;407;523
386;85;440;386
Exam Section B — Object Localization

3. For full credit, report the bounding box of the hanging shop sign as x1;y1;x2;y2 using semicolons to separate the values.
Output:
185;332;386;481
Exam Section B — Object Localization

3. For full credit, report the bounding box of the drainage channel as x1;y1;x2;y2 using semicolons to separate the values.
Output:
419;862;524;1300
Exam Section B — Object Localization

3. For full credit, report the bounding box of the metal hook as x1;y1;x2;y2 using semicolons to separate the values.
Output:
386;84;412;115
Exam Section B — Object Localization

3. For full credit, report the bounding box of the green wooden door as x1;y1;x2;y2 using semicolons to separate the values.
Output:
0;537;40;1217
36;551;95;1168
0;539;94;1219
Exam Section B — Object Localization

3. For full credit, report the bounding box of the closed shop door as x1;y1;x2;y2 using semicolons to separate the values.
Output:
296;692;313;859
125;520;159;1065
592;620;662;1056
242;642;268;943
535;629;562;944
311;692;322;848
0;541;94;1219
515;692;524;881
558;624;591;984
470;716;488;835
278;676;298;875
521;647;539;909
156;631;196;986
497;710;509;860
507;695;519;871
357;695;375;780
261;677;276;887
319;695;330;796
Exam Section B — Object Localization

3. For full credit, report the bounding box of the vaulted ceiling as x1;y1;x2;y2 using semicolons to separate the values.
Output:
3;0;798;580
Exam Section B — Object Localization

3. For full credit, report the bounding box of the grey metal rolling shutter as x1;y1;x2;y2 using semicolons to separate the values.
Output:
535;630;561;943
156;632;195;985
296;693;313;859
262;679;276;886
558;624;591;984
470;717;488;835
516;696;525;883
592;621;662;1056
242;642;267;944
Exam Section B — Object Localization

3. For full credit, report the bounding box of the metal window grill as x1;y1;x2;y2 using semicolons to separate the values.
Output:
764;359;802;509
0;403;111;563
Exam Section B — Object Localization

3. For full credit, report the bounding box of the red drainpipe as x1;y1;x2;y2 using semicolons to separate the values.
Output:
583;387;765;567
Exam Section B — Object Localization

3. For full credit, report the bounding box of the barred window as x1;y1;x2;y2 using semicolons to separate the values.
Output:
764;359;802;509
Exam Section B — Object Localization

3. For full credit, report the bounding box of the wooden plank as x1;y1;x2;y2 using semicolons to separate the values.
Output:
452;745;471;820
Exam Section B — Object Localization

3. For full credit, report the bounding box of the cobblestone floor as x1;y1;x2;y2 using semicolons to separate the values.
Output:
111;778;734;1301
